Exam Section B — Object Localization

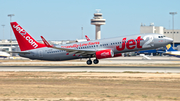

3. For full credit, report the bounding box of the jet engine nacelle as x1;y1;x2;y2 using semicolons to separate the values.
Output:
96;49;114;59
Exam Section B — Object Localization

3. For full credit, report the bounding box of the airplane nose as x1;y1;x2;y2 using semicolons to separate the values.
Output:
166;38;173;44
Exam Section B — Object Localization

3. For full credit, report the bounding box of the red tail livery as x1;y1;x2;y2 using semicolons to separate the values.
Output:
85;35;90;41
10;22;46;51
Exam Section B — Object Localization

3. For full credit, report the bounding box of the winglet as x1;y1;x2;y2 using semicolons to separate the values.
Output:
40;36;53;47
85;35;90;41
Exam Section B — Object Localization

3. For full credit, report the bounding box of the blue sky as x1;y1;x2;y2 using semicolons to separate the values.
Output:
0;0;180;40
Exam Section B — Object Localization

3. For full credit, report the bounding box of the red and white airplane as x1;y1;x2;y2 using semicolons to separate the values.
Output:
10;22;173;65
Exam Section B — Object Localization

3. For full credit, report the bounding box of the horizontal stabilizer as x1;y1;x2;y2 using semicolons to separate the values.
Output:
7;51;31;54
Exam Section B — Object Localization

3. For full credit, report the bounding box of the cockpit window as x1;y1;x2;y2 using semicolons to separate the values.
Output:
158;36;165;38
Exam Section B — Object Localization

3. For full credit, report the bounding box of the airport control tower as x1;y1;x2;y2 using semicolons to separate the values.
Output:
91;10;106;40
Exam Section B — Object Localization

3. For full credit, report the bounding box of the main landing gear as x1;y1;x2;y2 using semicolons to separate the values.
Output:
93;59;99;64
86;59;92;65
86;58;99;65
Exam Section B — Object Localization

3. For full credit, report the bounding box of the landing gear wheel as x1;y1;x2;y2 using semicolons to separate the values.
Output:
93;59;99;64
87;60;92;65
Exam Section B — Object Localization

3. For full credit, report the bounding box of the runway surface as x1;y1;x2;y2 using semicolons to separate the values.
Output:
0;66;180;73
0;56;180;73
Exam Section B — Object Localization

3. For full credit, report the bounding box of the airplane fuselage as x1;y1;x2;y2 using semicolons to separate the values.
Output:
19;33;172;61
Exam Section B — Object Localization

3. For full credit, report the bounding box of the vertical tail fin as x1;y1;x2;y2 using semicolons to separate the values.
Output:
85;35;90;41
166;44;177;51
10;22;46;51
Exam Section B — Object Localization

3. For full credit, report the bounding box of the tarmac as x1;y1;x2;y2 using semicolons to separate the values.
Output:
0;66;179;73
0;56;180;73
1;56;180;65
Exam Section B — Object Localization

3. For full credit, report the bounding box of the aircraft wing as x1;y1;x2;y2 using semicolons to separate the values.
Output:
41;36;96;55
50;46;96;55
